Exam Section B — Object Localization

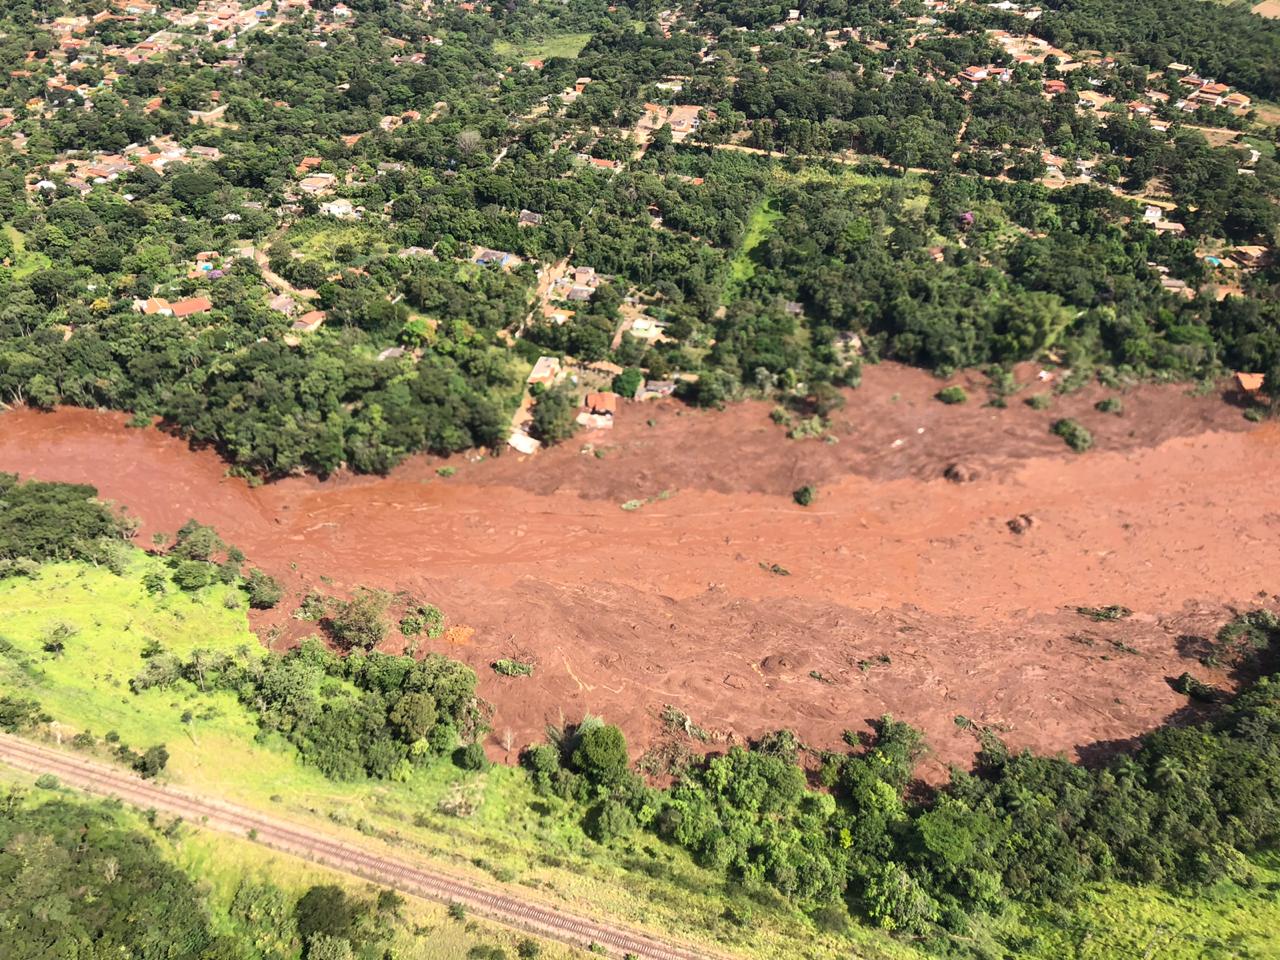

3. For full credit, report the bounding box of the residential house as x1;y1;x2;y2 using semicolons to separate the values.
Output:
292;310;326;333
171;296;213;318
527;355;563;386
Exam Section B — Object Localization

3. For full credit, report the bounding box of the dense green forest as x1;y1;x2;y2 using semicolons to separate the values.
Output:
0;0;1275;474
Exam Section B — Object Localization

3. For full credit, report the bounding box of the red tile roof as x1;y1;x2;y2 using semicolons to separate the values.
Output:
171;296;213;317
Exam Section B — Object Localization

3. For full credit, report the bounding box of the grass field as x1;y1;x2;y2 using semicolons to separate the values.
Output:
996;864;1280;959
3;224;53;278
4;558;1280;960
287;222;389;268
494;33;593;60
723;196;783;299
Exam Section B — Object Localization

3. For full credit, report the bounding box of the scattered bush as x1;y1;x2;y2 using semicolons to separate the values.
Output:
1051;418;1093;452
1025;393;1052;410
793;485;816;507
1095;396;1123;415
492;658;533;677
936;386;967;404
1076;604;1132;621
456;742;490;771
244;569;283;609
327;589;389;651
398;602;445;639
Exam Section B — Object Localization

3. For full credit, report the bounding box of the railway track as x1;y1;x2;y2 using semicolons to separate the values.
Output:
0;734;732;960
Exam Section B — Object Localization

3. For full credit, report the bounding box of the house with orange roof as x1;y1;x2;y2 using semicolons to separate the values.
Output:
292;310;326;333
171;297;213;318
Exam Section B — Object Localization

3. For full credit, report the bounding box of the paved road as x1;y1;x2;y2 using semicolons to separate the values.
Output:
0;734;730;960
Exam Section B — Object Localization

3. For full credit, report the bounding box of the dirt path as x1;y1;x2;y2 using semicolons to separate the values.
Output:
0;364;1273;776
0;734;731;960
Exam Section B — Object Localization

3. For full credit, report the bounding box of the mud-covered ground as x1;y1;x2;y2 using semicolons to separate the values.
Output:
2;362;1273;776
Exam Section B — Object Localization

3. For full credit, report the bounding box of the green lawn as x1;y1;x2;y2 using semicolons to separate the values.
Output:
494;33;593;60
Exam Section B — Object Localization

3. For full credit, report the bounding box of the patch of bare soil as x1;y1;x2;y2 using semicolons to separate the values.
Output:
0;363;1274;776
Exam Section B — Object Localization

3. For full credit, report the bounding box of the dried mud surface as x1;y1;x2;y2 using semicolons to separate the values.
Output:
2;362;1275;775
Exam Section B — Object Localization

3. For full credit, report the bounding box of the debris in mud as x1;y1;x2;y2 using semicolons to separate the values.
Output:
759;561;790;576
660;704;712;742
1007;513;1035;534
1076;604;1133;622
492;658;534;677
1170;672;1223;703
809;670;837;684
944;462;980;483
761;652;808;674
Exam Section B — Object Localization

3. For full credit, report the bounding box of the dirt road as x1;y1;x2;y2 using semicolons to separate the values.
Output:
0;734;729;960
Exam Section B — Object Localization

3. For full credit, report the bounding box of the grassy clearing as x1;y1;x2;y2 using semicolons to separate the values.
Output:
3;224;53;278
287;222;387;266
494;33;593;60
724;195;783;298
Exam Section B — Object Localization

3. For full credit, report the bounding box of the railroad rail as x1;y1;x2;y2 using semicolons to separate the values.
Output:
0;734;734;960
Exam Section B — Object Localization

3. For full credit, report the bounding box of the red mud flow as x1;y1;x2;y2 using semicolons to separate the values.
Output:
2;362;1277;777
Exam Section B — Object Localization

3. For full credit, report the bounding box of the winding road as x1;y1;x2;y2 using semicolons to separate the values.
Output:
0;734;730;960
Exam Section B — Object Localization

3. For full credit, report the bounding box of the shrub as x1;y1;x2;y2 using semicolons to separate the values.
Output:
1095;396;1123;415
1025;393;1052;410
244;569;283;609
456;742;490;771
34;774;59;790
0;695;44;731
586;798;637;842
936;386;967;405
1051;418;1092;452
612;367;643;398
492;658;533;677
134;745;169;779
170;560;214;591
793;485;816;507
327;590;389;651
571;724;630;786
530;385;579;444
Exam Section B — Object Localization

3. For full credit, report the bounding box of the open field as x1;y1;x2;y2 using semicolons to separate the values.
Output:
494;34;593;60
